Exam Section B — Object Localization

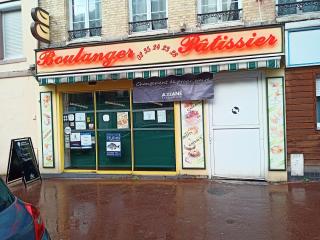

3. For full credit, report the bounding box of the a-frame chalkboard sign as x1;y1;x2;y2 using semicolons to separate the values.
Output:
6;137;41;187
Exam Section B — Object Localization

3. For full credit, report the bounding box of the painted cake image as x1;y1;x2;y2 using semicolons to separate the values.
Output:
185;110;201;125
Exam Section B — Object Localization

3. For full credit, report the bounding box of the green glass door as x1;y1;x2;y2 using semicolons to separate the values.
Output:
96;91;132;170
133;102;176;171
63;93;96;170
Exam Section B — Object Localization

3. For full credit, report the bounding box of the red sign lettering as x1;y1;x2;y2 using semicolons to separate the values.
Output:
37;47;135;67
178;33;278;54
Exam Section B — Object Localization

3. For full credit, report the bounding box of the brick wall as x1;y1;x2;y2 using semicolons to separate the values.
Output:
168;0;198;32
243;0;276;24
39;0;68;47
41;0;278;47
101;0;129;40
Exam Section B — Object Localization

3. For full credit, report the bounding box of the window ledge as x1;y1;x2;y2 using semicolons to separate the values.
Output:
0;57;26;65
199;20;244;30
277;11;320;23
66;36;102;45
128;29;168;38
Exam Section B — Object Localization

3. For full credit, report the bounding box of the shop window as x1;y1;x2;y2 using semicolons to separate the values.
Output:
1;10;23;60
276;0;320;17
62;91;176;171
129;0;167;34
197;0;242;25
68;0;101;40
133;102;175;171
316;78;320;128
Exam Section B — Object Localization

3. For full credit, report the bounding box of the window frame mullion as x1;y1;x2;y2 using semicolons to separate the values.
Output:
147;0;152;31
85;0;90;29
218;0;222;12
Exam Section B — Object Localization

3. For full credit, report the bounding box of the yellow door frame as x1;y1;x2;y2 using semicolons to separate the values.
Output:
56;80;179;176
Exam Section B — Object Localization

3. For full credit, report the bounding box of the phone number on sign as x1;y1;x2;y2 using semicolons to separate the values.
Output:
137;43;179;60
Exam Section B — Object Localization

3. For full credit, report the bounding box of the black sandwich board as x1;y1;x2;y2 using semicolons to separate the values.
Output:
6;137;41;187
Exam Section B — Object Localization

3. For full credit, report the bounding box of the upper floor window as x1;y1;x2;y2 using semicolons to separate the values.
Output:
277;0;320;16
198;0;242;25
129;0;167;34
68;0;101;40
1;10;23;60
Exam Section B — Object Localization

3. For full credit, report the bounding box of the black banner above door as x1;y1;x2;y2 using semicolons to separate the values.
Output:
133;72;214;103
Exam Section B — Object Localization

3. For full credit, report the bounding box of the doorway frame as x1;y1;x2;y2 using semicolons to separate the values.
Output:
207;71;269;180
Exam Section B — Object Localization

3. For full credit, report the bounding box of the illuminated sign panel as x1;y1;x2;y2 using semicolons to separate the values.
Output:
36;27;282;75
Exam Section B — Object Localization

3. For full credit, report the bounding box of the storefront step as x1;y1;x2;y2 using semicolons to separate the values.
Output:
40;173;209;180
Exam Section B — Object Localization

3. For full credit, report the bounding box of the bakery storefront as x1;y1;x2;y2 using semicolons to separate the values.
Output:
36;26;287;181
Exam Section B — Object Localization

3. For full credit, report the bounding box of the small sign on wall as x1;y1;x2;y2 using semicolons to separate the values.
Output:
290;154;304;176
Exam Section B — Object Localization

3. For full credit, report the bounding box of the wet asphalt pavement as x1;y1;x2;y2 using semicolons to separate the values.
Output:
9;179;320;240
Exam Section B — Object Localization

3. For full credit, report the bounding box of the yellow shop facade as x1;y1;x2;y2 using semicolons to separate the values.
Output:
36;25;287;181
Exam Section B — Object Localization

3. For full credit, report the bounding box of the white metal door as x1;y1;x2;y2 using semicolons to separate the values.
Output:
210;72;265;179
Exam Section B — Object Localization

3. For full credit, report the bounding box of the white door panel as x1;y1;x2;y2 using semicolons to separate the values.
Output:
212;77;260;127
210;72;265;179
213;128;262;179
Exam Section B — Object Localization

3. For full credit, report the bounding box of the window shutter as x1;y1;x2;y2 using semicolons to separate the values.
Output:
316;78;320;97
3;11;22;59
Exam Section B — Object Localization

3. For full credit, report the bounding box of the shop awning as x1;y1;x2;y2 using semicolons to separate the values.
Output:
37;57;281;85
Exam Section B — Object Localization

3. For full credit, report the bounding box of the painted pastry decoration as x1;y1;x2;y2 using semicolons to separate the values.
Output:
182;101;203;167
43;113;51;126
42;94;50;108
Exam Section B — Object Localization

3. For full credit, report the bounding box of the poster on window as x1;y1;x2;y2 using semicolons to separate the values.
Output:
117;112;129;129
70;132;81;149
40;92;55;168
267;77;286;170
106;133;121;157
80;132;92;149
181;101;205;169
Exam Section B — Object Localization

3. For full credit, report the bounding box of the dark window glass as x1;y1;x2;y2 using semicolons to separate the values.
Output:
317;97;320;124
278;0;297;16
131;0;167;32
70;0;101;38
316;79;320;128
200;0;240;24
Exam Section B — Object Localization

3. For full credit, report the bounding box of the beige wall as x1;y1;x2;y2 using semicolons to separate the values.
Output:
101;0;128;40
168;0;198;32
0;0;38;175
0;76;39;174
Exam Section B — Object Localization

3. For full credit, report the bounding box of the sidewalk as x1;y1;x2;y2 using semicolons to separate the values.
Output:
10;179;320;240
